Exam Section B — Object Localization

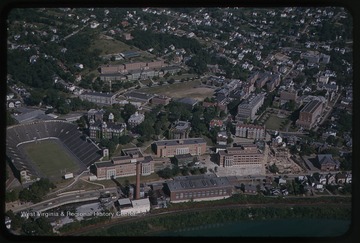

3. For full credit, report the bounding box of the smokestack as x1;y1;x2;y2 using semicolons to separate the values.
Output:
135;161;141;200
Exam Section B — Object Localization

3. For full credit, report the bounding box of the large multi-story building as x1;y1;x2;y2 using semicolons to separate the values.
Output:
296;100;324;129
236;93;264;122
93;148;154;180
99;60;167;81
80;91;116;106
88;110;126;140
280;90;298;106
101;60;165;74
87;109;106;122
153;138;207;157
235;123;266;140
89;120;126;139
164;174;233;203
217;144;265;175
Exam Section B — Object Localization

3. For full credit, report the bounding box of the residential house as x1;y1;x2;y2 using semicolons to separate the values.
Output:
316;154;340;171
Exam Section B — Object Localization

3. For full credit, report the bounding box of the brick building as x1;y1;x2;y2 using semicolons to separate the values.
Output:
88;110;126;140
164;174;233;203
217;145;265;175
280;90;298;106
153;138;207;157
151;95;171;106
93;148;154;180
296;100;323;129
317;154;340;171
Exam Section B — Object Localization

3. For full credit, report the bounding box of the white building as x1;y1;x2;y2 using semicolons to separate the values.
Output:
118;198;150;216
128;112;145;127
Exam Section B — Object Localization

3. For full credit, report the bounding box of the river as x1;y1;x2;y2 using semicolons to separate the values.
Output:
153;218;351;237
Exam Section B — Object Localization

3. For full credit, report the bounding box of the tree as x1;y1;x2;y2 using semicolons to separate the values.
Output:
26;89;44;106
35;217;53;235
137;120;155;140
5;190;18;202
7;110;17;126
100;138;117;156
119;135;133;145
167;78;175;84
286;100;296;111
269;164;279;174
340;153;352;171
122;103;137;121
157;167;173;179
326;135;336;145
5;210;22;230
227;99;241;116
57;103;71;114
18;178;55;203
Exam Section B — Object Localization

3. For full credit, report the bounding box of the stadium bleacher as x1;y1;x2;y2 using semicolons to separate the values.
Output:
6;120;103;182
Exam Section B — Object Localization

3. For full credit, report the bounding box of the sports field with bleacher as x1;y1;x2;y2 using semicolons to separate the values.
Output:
21;139;79;180
7;120;103;183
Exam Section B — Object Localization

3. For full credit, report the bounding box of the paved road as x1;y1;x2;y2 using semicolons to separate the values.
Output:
11;187;118;214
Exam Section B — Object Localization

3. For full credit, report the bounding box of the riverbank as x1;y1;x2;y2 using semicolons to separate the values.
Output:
82;204;352;237
154;218;351;237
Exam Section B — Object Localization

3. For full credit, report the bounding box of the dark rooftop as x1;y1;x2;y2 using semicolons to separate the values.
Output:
301;100;322;113
154;138;206;147
166;174;232;192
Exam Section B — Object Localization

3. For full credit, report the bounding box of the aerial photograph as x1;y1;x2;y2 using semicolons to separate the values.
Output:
3;3;355;240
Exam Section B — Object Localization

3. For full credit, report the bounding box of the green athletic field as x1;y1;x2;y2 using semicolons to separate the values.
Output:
21;139;79;180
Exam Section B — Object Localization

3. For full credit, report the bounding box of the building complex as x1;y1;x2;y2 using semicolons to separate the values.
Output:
296;100;324;129
164;174;233;203
217;144;265;175
93;148;154;180
236;93;265;122
153;138;207;157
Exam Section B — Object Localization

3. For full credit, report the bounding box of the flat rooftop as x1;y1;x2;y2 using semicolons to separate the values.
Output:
154;138;206;147
301;100;322;113
166;175;232;192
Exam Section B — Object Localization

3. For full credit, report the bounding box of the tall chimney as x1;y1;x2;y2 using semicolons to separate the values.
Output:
135;161;141;200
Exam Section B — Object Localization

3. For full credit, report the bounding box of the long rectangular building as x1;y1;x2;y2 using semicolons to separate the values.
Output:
164;174;233;203
80;91;116;106
93;148;154;180
235;123;265;140
217;145;265;175
236;93;264;122
153;138;207;157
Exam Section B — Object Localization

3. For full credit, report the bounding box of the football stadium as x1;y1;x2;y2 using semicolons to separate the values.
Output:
6;120;103;184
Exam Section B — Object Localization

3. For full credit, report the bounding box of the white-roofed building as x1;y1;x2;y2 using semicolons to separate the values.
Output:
117;198;150;216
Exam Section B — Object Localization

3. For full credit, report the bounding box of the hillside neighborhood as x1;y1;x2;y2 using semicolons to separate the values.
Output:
5;6;353;236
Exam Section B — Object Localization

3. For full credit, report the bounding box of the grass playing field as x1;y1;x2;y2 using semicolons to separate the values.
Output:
21;139;80;180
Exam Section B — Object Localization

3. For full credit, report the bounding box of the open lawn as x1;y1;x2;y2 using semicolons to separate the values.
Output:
21;140;80;180
140;80;215;101
90;34;134;55
264;114;289;131
90;34;155;61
